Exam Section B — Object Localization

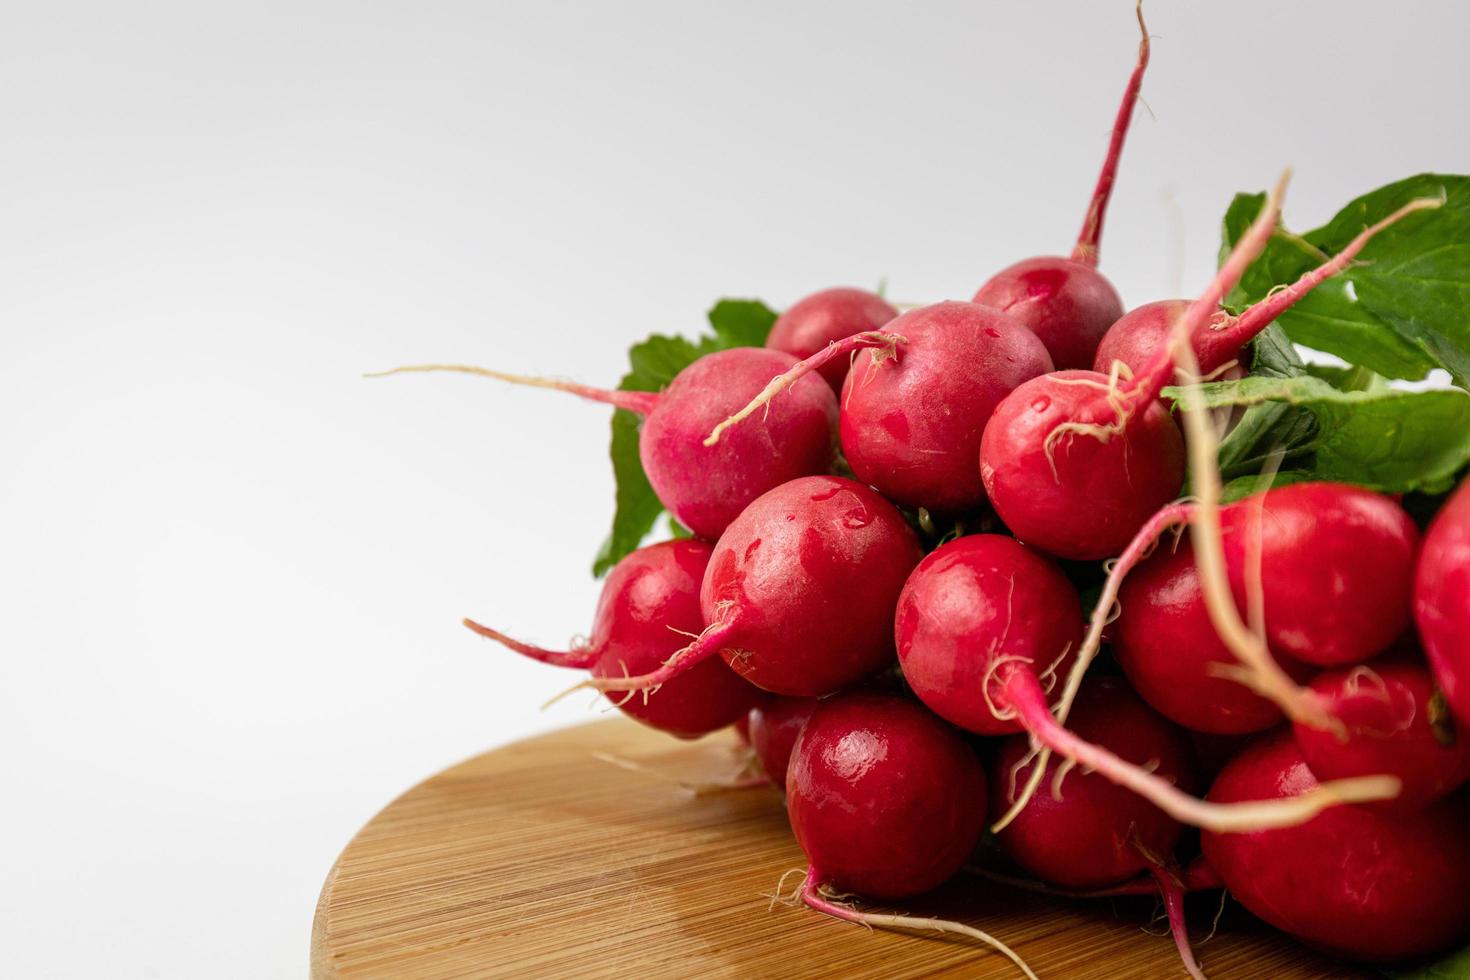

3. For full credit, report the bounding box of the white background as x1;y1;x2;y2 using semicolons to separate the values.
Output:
3;2;1466;976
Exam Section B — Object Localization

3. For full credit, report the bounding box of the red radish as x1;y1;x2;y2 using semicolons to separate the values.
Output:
1202;732;1470;962
991;678;1196;890
895;526;1390;832
586;475;923;697
707;300;1052;515
747;695;818;792
981;184;1437;561
1213;483;1416;667
1091;298;1188;378
463;540;761;738
981;370;1186;560
765;287;899;391
1114;531;1314;735
1109;483;1416;737
370;346;837;541
788;691;986;898
733;711;753;746
786;691;1036;977
895;534;1082;736
971;5;1148;369
1295;653;1470;810
1417;478;1470;724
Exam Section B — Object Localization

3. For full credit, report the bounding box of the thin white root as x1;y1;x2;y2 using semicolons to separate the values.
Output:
590;750;768;795
992;752;1049;834
800;875;1039;980
366;363;556;385
1172;275;1342;734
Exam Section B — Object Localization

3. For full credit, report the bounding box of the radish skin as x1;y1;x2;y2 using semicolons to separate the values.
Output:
588;476;923;697
1417;478;1470;725
1203;733;1470;962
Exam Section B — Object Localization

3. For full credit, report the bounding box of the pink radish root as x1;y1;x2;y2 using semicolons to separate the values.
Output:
704;330;905;446
365;363;661;414
1151;865;1207;980
1072;0;1150;265
997;667;1399;833
463;617;599;669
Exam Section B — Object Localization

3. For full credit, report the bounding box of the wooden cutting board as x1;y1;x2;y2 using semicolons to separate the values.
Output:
311;719;1367;979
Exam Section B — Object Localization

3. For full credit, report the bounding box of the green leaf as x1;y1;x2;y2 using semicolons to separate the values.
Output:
1221;175;1470;384
592;408;663;577
1384;942;1470;980
1212;325;1318;485
706;298;779;348
1167;374;1470;495
593;301;779;576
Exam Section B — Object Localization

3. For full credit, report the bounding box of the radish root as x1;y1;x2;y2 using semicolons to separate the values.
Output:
590;750;770;796
463;617;600;670
584;618;737;693
366;362;660;415
797;869;1039;980
704;331;905;447
1072;0;1151;266
1002;667;1400;833
1150;865;1208;980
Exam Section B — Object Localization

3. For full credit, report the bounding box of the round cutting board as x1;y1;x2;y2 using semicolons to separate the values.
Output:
312;719;1365;979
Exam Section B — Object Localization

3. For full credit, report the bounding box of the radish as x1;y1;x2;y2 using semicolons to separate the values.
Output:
970;4;1147;370
784;691;1037;979
1090;298;1187;379
1111;487;1411;731
895;534;1082;736
463;539;761;738
586;475;923;697
765;287;899;391
981;183;1437;561
747;695;818;792
1202;732;1470;962
1295;652;1470;810
1113;530;1315;735
1108;483;1416;734
788;691;985;898
1417;478;1470;724
370;346;838;541
990;677;1197;891
707;300;1052;515
894;529;1391;832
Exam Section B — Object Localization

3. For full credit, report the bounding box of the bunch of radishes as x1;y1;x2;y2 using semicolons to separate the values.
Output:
377;9;1470;978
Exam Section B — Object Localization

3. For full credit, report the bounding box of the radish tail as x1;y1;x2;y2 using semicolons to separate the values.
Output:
1151;866;1208;980
583;619;737;693
367;363;660;415
590;750;770;796
993;500;1195;833
799;869;1039;980
1123;171;1288;407
1071;0;1151;266
1000;667;1401;833
463;617;600;669
1201;195;1444;370
704;331;905;446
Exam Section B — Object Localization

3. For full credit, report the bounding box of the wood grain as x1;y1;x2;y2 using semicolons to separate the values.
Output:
312;719;1367;979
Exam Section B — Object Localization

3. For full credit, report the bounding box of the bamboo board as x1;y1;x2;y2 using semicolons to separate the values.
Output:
311;719;1367;979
